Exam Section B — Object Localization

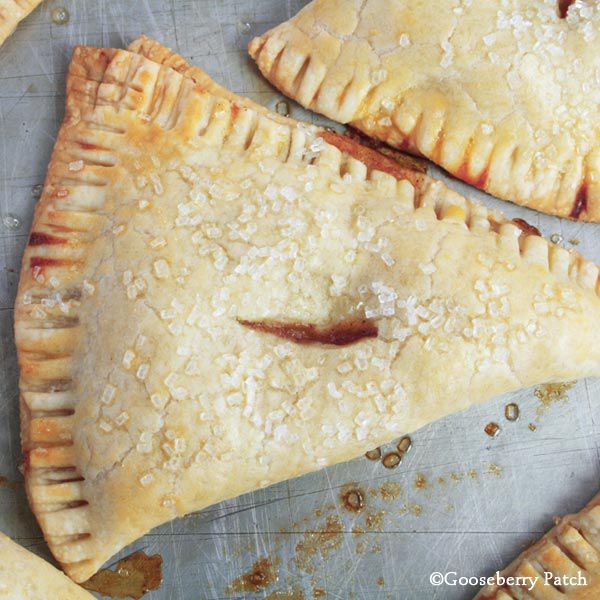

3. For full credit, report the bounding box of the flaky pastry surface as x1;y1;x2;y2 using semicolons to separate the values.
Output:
0;532;92;599
15;36;600;581
0;0;42;48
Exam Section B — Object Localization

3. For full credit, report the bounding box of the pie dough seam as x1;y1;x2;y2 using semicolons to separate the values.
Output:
248;9;599;221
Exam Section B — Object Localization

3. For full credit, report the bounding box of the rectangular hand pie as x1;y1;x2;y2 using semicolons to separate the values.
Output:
249;0;600;221
476;492;600;598
0;0;42;48
15;36;600;582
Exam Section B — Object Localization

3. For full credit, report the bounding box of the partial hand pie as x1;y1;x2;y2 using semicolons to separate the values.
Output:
0;0;43;48
0;531;93;598
15;36;600;582
476;492;600;598
249;0;600;221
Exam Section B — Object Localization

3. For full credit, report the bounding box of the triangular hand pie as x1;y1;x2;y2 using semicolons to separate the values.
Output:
476;492;600;598
0;531;93;598
15;36;600;582
0;0;43;48
249;0;600;221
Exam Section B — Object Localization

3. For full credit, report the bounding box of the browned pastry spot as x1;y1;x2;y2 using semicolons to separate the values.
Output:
30;257;74;269
238;318;378;346
512;218;541;237
570;183;588;219
28;232;68;246
82;551;162;599
321;129;424;190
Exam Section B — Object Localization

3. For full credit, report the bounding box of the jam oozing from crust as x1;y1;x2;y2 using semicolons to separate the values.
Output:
321;129;424;189
570;183;588;220
238;319;378;346
77;141;99;150
512;218;542;237
28;232;67;246
455;162;488;190
558;0;575;18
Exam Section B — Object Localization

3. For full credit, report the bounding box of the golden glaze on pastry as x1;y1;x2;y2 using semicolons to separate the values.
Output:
15;36;600;582
476;492;600;599
249;0;600;221
0;0;43;48
0;531;93;598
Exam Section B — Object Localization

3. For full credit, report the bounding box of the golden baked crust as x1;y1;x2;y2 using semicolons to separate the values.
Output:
15;36;600;582
249;0;600;221
0;0;43;48
0;531;93;598
476;492;600;599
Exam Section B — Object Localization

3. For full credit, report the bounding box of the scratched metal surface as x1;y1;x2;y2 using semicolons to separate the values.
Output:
0;1;599;599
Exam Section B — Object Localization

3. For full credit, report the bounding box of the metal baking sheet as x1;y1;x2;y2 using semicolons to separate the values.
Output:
0;2;599;599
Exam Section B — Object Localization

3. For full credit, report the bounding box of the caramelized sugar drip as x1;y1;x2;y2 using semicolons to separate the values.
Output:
534;381;576;415
340;485;365;513
82;551;162;599
238;319;377;346
226;557;279;594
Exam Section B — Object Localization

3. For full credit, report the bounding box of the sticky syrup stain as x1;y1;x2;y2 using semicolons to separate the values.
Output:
377;481;401;501
487;463;502;477
294;516;343;574
382;451;401;469
263;590;305;600
364;511;385;531
313;589;325;598
534;381;576;416
414;474;427;490
376;577;385;587
0;476;20;490
505;403;520;421
341;485;365;513
365;447;381;461
528;423;537;432
51;7;70;25
82;551;162;599
568;238;580;246
484;422;500;437
226;557;279;594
